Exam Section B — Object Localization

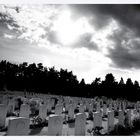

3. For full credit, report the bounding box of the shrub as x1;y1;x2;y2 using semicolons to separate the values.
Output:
108;124;133;136
132;118;140;131
30;116;48;129
87;126;104;136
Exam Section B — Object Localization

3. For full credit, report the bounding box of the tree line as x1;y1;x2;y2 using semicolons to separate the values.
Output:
0;60;140;101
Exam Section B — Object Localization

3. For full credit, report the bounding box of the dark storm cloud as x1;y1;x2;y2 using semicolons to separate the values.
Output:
0;10;19;28
107;26;140;69
70;5;140;34
0;10;20;39
70;4;140;69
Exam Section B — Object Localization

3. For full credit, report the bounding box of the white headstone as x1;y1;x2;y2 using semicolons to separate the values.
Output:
119;103;122;110
113;103;117;111
8;99;15;113
68;104;74;120
19;104;30;118
2;95;8;105
55;104;63;115
103;104;107;116
0;104;7;127
93;112;102;128
122;102;126;111
88;104;93;113
108;111;114;132
65;103;69;112
79;104;85;113
39;104;47;120
109;104;112;111
7;117;30;135
96;102;101;112
75;113;86;136
48;115;63;136
126;109;132;126
46;100;52;112
118;110;124;126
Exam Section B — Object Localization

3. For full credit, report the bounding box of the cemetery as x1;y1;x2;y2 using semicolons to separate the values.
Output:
1;3;140;137
0;91;140;136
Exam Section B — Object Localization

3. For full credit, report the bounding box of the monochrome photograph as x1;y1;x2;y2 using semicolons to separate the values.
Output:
0;3;140;136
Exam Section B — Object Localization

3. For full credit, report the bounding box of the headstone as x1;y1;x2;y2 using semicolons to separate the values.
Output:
7;117;30;136
73;102;77;110
68;104;74;120
119;103;122;110
48;115;63;136
0;104;8;127
96;102;101;112
126;109;132;126
39;104;47;120
108;111;114;132
133;109;137;116
118;110;124;126
8;99;15;113
19;104;30;118
65;103;69;112
75;113;86;136
46;100;52;113
55;104;63;115
93;112;102;128
122;102;126;111
108;104;112;111
113;103;117;111
103;104;107;116
0;95;3;104
79;104;84;113
88;104;93;113
85;102;90;111
2;96;8;105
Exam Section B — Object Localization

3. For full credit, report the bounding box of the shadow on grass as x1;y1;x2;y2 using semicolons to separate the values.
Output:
29;127;44;135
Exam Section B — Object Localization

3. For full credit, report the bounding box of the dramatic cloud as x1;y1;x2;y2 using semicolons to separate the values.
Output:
71;33;99;50
70;5;140;69
70;5;140;33
1;4;140;83
107;25;140;69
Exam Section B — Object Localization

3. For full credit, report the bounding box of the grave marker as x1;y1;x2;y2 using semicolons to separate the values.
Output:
108;111;114;132
48;115;63;136
7;117;30;135
0;104;8;127
19;104;30;118
75;113;86;136
94;112;102;128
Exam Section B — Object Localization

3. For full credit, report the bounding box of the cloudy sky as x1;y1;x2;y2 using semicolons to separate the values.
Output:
0;4;140;83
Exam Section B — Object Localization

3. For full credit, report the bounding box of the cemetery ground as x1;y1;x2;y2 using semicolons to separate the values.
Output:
0;91;140;136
